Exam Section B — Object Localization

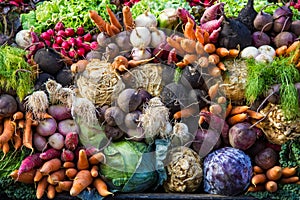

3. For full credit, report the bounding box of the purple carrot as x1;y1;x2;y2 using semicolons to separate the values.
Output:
177;7;196;25
209;27;222;43
200;2;225;24
39;148;61;160
18;153;43;175
200;15;224;34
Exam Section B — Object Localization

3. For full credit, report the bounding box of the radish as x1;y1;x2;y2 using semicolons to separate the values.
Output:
39;148;61;160
36;118;57;137
18;153;43;175
58;119;79;136
200;2;225;24
200;16;224;34
65;28;75;37
48;132;65;150
61;149;75;162
54;22;65;31
65;132;79;151
76;27;85;36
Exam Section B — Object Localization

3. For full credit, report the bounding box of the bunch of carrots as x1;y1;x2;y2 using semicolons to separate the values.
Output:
275;40;300;69
248;165;299;193
10;147;110;199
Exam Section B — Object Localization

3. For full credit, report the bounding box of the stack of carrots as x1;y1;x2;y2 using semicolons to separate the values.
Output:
10;148;111;199
248;165;299;193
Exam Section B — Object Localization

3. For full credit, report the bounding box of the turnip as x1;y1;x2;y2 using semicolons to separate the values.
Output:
97;32;111;47
114;31;132;50
135;11;157;28
0;94;18;117
240;46;259;59
258;45;276;58
15;30;32;49
158;8;179;29
131;47;152;61
48;132;65;150
48;104;72;121
273;31;295;48
255;53;273;63
36;118;57;137
33;133;48;152
57;119;79;136
228;122;257;150
130;27;151;49
150;28;166;48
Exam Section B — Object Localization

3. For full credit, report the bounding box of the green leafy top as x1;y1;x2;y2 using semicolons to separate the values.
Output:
20;0;117;33
0;45;34;101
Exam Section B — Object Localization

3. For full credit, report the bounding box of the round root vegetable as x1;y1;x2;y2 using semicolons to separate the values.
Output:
61;149;75;162
251;174;267;186
36;118;57;137
273;32;295;48
48;132;65;150
48;105;72;121
70;170;93;196
104;125;125;140
124;110;141;129
254;147;278;170
265;180;278;193
57;119;79;136
228;122;257;150
104;106;125;127
0;94;18;117
266;166;282;181
64;132;79;151
117;88;143;113
33;133;48;152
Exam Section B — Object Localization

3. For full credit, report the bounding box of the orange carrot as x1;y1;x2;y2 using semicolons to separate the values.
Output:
0;118;15;145
265;180;278;193
128;57;155;68
77;149;89;170
36;112;53;120
173;106;197;120
122;6;134;31
247;184;265;192
166;37;185;55
13;129;22;151
70;59;89;73
106;5;122;30
251;174;267;186
208;82;219;100
47;169;65;185
180;38;196;54
12;111;24;121
217;61;226;71
276;45;288;56
184;17;196;40
89;10;107;32
266;166;282;181
227;113;248;125
65;168;78;179
112;55;129;72
70;170;93;196
176;54;198;68
280;176;299;184
36;176;49;199
23;112;33;152
286;40;300;55
282;166;298;178
93;177;113;197
89;152;106;165
10;169;36;184
228;48;240;58
216;47;229;57
225;101;233;118
1;142;10;159
47;184;56;199
195;26;204;44
230;106;249;116
291;48;300;64
57;181;73;191
34;168;43;182
17;119;25;129
105;23;115;37
208;66;221;77
40;158;62;175
63;161;75;169
203;30;210;44
246;109;264;120
208;53;220;64
203;43;216;54
91;165;99;177
253;166;264;174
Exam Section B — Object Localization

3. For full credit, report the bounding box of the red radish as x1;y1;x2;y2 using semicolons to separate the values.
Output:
68;38;77;47
40;32;51;41
54;22;65;31
47;29;55;37
48;133;65;150
36;118;57;137
82;43;91;52
60;49;68;56
48;105;72;121
65;132;79;151
39;148;61;160
52;43;60;51
176;7;195;25
68;49;76;58
83;33;92;42
61;149;75;162
90;41;99;50
77;47;86;57
75;38;83;47
200;16;224;33
44;40;51;47
76;27;85;36
18;153;43;175
57;30;66;37
58;119;79;136
85;146;99;157
200;2;225;24
55;36;64;45
209;27;222;43
33;133;48;152
61;41;70;50
65;28;75;37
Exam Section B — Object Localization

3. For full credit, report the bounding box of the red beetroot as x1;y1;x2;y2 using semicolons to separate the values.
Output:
39;148;61;160
65;132;79;151
76;27;85;36
18;153;43;175
61;149;75;162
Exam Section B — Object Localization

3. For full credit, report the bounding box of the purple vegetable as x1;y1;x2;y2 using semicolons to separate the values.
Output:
272;5;293;33
36;118;57;136
200;16;224;34
254;147;278;170
200;2;224;24
203;147;252;195
48;105;72;121
291;20;300;36
64;132;79;151
39;148;61;160
18;153;43;175
273;31;295;48
253;10;273;32
58;119;79;136
252;31;271;47
209;27;222;43
228;122;257;150
176;7;195;25
61;149;75;162
33;133;48;152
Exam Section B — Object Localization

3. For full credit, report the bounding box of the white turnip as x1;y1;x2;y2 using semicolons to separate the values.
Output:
48;132;65;150
36;118;57;137
258;45;276;58
130;27;151;49
135;11;157;28
48;104;72;121
150;28;166;48
240;46;259;59
57;119;79;136
15;30;32;49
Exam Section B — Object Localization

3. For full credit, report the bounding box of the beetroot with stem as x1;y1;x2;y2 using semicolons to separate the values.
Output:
237;0;257;32
104;106;125;127
253;5;274;32
228;122;257;150
254;147;278;170
252;31;271;47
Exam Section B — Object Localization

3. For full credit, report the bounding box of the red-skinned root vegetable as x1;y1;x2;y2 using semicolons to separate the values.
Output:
57;119;79;136
18;153;43;175
33;133;48;152
39;148;61;160
0;94;18;118
64;132;79;151
200;16;224;34
177;7;195;25
228;122;257;150
36;118;57;137
200;2;225;24
254;147;278;170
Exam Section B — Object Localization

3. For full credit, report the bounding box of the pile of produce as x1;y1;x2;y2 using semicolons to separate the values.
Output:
0;0;300;199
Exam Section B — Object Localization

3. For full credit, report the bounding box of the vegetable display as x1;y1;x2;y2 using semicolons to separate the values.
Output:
0;0;300;199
